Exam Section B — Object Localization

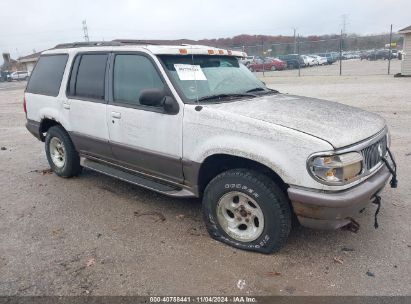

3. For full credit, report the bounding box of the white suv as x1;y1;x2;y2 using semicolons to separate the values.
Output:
25;41;397;253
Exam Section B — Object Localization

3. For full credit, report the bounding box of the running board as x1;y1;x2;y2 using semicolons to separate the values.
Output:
80;157;196;197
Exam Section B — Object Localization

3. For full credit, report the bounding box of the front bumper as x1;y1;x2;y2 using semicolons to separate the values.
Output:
288;165;391;229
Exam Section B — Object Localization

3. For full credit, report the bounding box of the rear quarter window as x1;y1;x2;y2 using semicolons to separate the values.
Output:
26;54;68;96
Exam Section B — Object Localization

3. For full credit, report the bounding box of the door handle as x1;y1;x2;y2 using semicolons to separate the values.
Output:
63;102;70;109
111;112;121;119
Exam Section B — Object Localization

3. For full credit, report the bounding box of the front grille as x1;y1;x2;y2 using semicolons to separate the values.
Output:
361;135;387;170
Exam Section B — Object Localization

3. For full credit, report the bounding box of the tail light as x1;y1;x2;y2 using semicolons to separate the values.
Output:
23;96;27;114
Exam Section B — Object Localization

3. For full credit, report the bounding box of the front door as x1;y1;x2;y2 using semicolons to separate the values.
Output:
107;53;184;183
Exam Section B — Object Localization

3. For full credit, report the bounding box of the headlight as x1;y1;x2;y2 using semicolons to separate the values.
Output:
308;152;363;184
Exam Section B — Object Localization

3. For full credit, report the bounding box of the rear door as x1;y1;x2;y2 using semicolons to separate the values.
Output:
62;53;113;160
106;52;184;183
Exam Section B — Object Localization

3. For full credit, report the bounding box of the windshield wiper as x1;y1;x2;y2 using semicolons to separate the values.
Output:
246;87;266;93
246;87;279;95
198;93;256;101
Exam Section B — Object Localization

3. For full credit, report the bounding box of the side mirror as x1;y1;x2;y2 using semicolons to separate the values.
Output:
139;88;179;114
139;88;166;107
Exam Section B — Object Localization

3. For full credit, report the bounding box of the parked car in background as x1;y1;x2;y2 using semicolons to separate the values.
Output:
310;55;327;65
10;71;29;81
239;56;256;66
278;54;305;69
342;51;356;60
376;49;390;60
360;51;371;60
317;53;337;64
248;58;286;71
301;55;316;66
365;49;391;61
0;71;11;82
307;56;319;65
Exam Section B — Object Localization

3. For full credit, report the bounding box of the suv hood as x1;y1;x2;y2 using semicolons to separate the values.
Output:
206;94;386;149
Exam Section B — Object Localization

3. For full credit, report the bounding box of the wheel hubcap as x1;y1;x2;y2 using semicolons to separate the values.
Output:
49;137;66;168
216;191;264;242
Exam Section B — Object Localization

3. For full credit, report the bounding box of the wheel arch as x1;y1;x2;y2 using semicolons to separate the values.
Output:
39;118;62;141
196;153;289;197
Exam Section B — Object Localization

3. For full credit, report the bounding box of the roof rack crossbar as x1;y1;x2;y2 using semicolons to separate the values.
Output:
111;39;159;45
54;40;159;49
54;41;123;49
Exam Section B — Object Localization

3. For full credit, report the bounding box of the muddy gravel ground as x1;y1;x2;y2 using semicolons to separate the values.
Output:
0;60;410;296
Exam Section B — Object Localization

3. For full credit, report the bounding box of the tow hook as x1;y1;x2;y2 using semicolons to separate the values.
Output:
342;218;360;233
372;195;382;229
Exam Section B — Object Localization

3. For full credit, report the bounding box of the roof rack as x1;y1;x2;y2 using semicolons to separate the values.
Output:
54;40;158;49
112;39;159;45
54;41;123;49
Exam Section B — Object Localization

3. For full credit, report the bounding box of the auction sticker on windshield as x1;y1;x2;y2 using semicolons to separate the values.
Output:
174;64;207;81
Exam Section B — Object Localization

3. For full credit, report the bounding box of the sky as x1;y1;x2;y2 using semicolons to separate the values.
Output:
0;0;410;63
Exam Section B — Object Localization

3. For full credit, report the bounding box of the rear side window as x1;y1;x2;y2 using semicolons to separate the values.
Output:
26;55;68;96
69;54;108;100
113;54;164;105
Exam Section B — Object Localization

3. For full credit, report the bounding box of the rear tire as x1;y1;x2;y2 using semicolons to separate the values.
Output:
45;126;82;177
202;169;291;254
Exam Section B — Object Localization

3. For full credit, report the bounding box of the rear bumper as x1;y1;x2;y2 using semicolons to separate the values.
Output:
287;165;391;229
25;119;43;141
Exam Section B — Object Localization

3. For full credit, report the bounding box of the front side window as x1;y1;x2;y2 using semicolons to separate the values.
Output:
113;54;164;106
72;54;108;100
26;54;68;96
159;55;268;102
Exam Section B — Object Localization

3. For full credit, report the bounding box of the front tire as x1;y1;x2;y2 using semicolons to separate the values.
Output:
45;126;82;177
202;169;291;254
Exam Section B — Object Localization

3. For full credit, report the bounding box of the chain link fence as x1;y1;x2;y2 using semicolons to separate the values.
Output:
229;27;403;77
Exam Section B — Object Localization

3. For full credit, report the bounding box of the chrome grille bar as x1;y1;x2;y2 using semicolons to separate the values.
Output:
361;135;387;170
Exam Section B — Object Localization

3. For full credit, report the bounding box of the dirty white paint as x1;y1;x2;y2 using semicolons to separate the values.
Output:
206;94;386;149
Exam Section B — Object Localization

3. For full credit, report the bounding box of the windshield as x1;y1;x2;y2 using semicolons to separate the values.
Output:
159;55;270;102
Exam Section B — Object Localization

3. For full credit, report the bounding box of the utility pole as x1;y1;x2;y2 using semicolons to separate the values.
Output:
341;14;349;35
261;37;265;76
82;20;90;42
297;34;301;77
388;24;393;75
293;28;297;53
339;29;343;76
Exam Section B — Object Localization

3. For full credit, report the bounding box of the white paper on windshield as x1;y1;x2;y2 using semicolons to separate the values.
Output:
174;64;207;81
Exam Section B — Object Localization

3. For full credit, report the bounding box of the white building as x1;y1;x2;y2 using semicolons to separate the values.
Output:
399;25;411;76
18;52;41;75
